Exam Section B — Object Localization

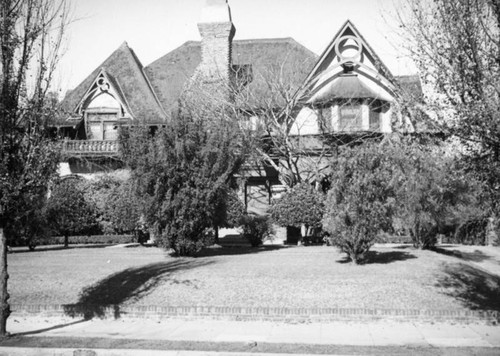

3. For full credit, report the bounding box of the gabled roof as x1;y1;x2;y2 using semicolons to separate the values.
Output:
395;75;423;101
58;30;421;127
58;42;166;125
145;38;318;114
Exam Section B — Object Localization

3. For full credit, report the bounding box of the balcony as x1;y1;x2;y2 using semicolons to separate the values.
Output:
62;139;119;157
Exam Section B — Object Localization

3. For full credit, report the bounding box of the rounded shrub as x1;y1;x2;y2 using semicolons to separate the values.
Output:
241;214;274;247
270;182;325;231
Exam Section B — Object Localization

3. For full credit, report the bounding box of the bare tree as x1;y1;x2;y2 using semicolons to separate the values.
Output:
0;0;70;335
234;59;389;190
230;58;325;189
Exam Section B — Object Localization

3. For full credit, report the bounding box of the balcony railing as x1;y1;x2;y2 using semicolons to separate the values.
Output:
62;139;119;157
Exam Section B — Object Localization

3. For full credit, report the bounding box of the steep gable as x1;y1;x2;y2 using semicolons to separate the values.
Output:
299;20;399;105
306;20;396;86
59;42;166;125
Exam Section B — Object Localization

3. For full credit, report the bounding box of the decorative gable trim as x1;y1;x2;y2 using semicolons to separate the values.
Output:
298;20;398;103
73;68;134;119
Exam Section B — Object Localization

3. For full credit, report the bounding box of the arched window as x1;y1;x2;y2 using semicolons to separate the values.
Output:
74;71;131;141
86;92;120;140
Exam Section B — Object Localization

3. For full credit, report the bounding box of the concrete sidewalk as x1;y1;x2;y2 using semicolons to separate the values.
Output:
1;316;499;353
0;349;370;356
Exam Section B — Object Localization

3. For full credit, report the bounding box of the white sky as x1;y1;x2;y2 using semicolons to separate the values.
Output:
54;0;415;96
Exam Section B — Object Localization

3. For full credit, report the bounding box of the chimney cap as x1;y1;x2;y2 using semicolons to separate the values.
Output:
200;0;232;23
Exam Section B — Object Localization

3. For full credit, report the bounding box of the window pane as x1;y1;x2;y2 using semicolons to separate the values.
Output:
88;122;102;140
86;111;118;141
339;105;362;131
369;110;380;131
103;122;118;140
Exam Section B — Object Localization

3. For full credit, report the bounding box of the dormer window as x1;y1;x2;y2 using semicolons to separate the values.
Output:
314;99;389;133
339;104;362;131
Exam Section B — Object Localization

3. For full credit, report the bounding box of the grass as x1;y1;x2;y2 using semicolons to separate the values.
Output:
7;243;500;315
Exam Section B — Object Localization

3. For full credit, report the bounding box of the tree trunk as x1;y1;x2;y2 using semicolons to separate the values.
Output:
0;228;11;336
298;224;307;246
64;234;68;248
214;225;219;244
486;216;498;246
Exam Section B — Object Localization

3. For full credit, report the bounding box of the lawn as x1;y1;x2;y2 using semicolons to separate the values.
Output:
7;243;500;316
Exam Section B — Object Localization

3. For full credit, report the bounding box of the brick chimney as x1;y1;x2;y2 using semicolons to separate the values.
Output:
196;0;235;84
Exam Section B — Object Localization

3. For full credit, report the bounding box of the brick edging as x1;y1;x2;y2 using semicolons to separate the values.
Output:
9;304;499;323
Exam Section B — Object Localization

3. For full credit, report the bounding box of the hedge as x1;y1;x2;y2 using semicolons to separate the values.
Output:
35;234;134;246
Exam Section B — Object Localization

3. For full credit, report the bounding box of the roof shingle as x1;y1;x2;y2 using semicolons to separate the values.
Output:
145;38;319;114
59;37;422;125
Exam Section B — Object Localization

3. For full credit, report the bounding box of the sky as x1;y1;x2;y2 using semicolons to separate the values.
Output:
54;0;416;96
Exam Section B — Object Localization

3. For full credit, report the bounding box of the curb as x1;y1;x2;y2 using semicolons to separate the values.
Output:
0;347;350;356
0;347;172;356
10;304;500;324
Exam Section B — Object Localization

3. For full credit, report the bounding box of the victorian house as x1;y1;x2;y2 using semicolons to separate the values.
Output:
54;0;421;214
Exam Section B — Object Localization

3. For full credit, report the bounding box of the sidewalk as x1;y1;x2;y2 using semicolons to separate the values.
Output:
0;315;499;355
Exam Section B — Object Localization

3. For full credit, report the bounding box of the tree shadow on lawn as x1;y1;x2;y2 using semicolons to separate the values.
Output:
336;250;417;264
432;246;492;263
436;262;500;312
9;244;114;254
196;245;286;257
63;259;212;320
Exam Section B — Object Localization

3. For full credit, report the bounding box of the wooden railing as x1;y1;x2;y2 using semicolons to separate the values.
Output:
61;139;119;156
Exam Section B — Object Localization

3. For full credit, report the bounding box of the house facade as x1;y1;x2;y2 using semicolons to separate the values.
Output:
55;0;421;214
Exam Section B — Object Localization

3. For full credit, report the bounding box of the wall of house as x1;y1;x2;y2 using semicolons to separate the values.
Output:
246;183;271;215
380;107;393;133
290;107;319;135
